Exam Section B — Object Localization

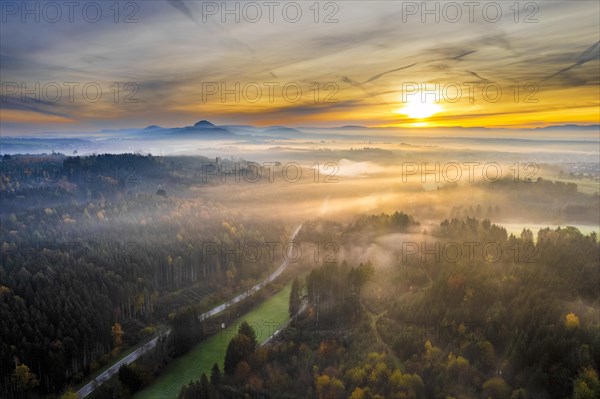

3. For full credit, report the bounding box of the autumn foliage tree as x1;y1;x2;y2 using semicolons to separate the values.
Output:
111;323;124;348
11;364;39;397
224;321;257;375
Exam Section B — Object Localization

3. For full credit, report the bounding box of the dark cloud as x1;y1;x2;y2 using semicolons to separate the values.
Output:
258;99;366;117
465;70;492;84
543;41;600;82
340;76;381;101
339;64;416;105
309;25;397;52
364;64;417;84
452;51;477;60
167;0;197;23
167;0;255;55
0;54;26;71
0;96;71;119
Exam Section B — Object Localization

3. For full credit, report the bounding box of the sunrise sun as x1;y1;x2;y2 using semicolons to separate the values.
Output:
397;96;443;119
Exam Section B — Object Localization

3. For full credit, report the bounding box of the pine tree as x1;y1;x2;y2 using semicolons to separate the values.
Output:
224;322;257;375
210;363;221;386
289;278;301;318
238;321;257;347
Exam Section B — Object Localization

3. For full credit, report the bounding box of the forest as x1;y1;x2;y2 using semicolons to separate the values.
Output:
177;216;599;399
0;154;291;397
1;155;598;399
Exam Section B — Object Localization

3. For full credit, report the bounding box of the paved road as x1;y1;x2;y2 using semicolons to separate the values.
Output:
77;340;160;398
199;224;303;321
260;301;307;347
77;225;302;398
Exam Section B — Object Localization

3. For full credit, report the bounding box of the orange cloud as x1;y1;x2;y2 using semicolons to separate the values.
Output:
0;110;75;124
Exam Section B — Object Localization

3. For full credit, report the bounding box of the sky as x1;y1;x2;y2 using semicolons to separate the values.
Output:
0;0;599;135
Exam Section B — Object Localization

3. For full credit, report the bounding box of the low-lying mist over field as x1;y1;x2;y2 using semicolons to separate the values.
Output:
2;121;599;227
2;121;599;159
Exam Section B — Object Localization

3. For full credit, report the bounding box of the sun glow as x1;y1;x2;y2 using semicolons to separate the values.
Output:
397;96;442;119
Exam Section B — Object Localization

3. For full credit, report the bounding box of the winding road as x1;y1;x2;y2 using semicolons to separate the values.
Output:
77;225;302;398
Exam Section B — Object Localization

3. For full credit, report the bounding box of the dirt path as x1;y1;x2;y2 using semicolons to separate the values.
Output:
362;301;402;369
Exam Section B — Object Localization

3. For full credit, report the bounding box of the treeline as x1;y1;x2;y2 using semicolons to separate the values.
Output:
343;211;420;237
0;154;172;213
469;176;600;223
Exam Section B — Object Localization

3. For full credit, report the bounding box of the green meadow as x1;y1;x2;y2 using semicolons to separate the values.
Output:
135;284;292;399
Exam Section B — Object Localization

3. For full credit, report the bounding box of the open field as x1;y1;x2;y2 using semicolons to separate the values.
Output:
554;178;600;195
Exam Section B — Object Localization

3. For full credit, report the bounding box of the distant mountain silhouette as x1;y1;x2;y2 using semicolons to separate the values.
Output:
193;120;216;128
134;120;237;139
2;122;598;156
263;126;303;134
535;124;599;131
340;125;367;129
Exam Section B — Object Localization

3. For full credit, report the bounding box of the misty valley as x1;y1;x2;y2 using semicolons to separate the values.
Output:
0;138;598;399
1;1;600;398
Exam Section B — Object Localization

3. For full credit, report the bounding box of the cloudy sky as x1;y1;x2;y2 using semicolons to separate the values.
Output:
1;0;599;134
